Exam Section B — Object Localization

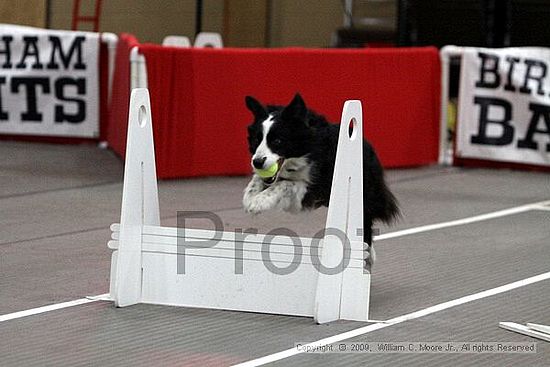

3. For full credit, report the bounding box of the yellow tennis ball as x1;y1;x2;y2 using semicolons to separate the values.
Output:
255;162;279;178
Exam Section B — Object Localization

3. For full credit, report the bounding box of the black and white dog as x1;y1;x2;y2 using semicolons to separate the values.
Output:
242;94;399;268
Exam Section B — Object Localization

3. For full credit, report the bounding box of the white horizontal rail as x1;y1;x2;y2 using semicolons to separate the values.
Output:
109;232;364;259
109;240;365;268
110;223;365;254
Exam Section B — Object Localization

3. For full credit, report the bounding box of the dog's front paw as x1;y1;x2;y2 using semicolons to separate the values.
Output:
243;177;267;214
243;196;273;215
244;203;263;215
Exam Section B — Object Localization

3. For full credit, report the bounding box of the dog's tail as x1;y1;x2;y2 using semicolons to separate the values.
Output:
376;180;401;224
363;141;401;225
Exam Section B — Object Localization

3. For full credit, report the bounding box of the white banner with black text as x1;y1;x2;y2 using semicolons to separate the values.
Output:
0;24;99;138
457;47;550;166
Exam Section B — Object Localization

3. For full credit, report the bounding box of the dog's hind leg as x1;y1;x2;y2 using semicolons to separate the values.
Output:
363;217;376;272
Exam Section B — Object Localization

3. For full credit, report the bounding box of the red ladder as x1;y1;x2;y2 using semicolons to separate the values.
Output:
72;0;103;32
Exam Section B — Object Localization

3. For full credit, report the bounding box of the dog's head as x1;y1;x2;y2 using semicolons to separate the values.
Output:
245;94;313;181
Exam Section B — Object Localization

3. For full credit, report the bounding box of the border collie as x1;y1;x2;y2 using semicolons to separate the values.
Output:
242;94;399;269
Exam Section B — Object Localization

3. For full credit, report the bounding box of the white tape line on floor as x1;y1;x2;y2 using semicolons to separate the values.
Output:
0;294;109;323
2;199;549;324
375;199;550;241
531;204;550;212
232;271;550;367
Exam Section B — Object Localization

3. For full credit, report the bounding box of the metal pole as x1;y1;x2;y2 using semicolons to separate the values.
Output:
46;0;52;28
397;0;409;46
195;0;203;36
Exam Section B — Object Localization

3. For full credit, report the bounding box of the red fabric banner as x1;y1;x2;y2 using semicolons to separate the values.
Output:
111;45;441;178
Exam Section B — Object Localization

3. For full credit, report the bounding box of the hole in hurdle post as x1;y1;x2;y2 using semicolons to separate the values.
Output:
348;118;357;140
138;105;147;127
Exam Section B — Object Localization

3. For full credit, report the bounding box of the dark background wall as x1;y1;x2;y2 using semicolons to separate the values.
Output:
399;0;550;48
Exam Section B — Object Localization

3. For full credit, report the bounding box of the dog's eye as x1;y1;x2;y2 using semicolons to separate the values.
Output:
272;138;282;147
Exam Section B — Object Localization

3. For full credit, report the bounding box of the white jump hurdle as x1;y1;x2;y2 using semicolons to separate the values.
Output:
108;88;370;323
194;32;223;48
162;35;192;48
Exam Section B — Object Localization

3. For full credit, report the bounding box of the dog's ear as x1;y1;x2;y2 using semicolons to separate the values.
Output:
282;93;307;123
245;96;268;121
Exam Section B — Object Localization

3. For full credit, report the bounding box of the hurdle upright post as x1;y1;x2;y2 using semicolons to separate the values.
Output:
314;100;369;323
111;88;160;307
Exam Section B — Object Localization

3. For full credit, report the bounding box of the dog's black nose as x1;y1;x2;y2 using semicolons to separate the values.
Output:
252;157;266;169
